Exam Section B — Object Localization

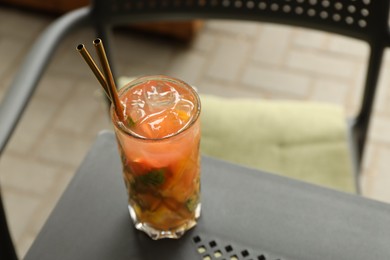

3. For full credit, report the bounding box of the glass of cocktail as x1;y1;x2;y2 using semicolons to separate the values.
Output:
111;75;201;240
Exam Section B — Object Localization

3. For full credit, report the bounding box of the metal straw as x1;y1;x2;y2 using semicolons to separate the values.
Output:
93;38;125;122
76;44;111;101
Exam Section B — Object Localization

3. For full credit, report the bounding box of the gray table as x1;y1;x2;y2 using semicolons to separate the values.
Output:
25;131;390;260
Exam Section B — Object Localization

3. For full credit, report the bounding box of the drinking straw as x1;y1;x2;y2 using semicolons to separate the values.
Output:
76;44;112;101
93;38;125;122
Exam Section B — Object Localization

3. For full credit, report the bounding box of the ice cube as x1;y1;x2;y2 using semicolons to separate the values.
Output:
139;114;166;139
129;107;146;123
174;99;194;123
144;82;178;110
124;97;146;123
138;110;186;139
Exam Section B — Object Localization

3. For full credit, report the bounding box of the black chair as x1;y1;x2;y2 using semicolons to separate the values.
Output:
1;1;390;258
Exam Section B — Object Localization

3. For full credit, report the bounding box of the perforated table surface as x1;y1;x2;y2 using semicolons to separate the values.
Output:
25;131;390;260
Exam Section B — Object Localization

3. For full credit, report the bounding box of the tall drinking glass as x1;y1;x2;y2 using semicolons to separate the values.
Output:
111;75;201;239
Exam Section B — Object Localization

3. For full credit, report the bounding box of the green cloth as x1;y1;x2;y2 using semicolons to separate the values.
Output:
200;95;355;193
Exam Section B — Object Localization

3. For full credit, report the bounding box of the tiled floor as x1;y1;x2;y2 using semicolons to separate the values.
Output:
1;5;390;258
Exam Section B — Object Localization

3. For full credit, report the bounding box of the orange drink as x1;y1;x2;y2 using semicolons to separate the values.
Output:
111;75;201;239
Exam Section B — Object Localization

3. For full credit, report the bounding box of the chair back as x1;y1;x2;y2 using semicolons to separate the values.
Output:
91;0;390;165
92;0;390;43
0;192;18;260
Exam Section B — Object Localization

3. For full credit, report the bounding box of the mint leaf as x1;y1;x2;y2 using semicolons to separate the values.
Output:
138;169;165;186
126;116;135;127
185;197;198;212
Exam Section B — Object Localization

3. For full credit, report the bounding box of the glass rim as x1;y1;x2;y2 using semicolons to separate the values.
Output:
111;75;201;141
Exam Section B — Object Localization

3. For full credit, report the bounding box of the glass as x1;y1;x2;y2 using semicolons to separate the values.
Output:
111;75;201;239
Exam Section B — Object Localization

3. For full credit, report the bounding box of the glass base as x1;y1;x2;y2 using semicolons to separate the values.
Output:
128;204;201;240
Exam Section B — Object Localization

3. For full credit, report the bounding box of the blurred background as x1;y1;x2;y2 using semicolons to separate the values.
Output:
1;1;390;258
